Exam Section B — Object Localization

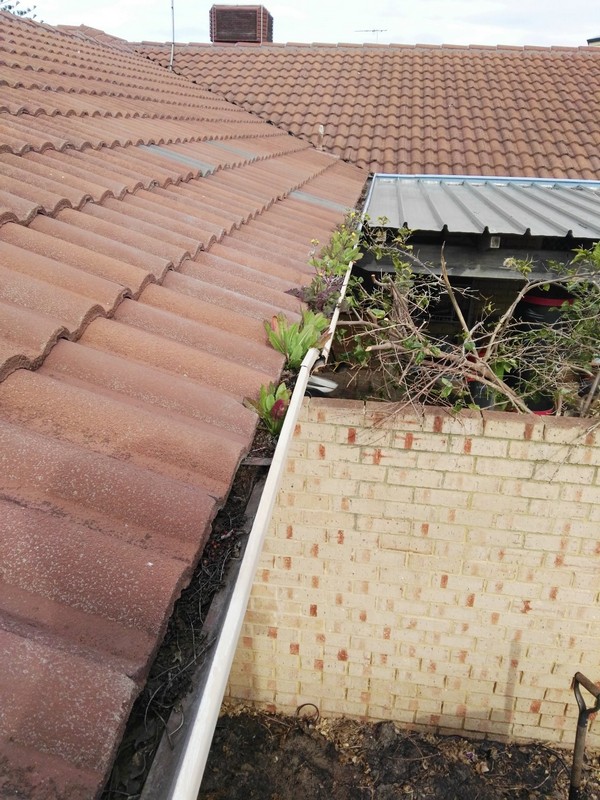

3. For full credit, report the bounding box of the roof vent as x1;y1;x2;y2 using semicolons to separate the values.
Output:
210;5;273;43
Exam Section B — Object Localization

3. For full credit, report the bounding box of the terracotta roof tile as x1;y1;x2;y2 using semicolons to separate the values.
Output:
0;417;215;563
179;256;302;312
1;370;243;498
0;262;109;334
42;339;256;440
162;269;299;322
34;211;170;279
139;41;600;178
0;222;150;296
0;12;367;796
82;315;277;400
0;628;136;794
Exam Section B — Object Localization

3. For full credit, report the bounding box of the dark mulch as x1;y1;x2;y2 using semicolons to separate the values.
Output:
200;706;600;800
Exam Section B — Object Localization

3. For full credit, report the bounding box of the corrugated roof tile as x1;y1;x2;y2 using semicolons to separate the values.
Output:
137;41;600;179
0;12;367;797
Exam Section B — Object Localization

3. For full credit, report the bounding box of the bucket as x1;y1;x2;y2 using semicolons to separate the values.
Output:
515;287;573;327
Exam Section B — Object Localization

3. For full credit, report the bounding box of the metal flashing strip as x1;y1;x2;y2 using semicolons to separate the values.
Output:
372;173;600;189
140;144;216;174
290;190;348;213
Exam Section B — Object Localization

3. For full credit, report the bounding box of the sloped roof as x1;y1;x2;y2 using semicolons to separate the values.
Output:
136;41;600;179
0;12;366;798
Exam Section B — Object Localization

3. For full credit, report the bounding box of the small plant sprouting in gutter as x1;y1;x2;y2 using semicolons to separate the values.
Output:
264;309;330;370
243;382;291;437
244;212;362;438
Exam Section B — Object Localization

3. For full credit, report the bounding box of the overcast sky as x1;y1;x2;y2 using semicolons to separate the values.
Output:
36;0;599;48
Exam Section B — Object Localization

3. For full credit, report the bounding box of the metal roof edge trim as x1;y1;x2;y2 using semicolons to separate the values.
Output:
371;174;600;188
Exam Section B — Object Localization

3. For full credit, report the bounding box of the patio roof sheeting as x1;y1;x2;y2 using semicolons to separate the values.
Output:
365;176;600;238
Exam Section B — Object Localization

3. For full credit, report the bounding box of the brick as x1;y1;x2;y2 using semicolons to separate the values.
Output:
512;723;562;742
409;698;444;715
307;441;363;464
447;432;504;456
508;440;572;462
387;467;444;488
442;473;501;493
532;462;596;484
462;560;518;580
517;566;574;588
358;481;415;502
289;459;332;477
500;479;561;500
306;476;359;497
426;409;485;436
306;397;365;426
463;719;514;737
415;487;471;508
475;456;534;478
234;406;600;751
434;713;467;730
470;493;530;514
401;433;450;453
485;579;543;598
542;417;593;444
297;421;339;442
522;532;580;553
332;461;387;482
483;414;544;441
515;698;567;716
560;483;600;505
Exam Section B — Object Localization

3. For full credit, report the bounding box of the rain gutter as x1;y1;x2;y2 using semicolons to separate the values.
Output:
166;256;358;800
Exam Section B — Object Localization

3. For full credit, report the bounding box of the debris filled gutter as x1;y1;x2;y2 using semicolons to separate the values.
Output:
166;261;356;800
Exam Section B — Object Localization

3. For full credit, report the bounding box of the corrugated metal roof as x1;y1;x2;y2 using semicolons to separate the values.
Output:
365;175;600;238
0;12;367;798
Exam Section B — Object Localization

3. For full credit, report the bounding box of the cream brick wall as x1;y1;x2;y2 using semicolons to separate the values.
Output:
228;399;600;747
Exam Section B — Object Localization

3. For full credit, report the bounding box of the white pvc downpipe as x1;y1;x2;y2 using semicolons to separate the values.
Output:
168;346;321;800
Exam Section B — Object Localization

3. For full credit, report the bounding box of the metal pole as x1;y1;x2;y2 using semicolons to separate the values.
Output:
169;0;175;71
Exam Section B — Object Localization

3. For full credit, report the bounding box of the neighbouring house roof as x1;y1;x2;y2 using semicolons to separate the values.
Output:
0;12;366;798
366;175;600;237
135;41;600;179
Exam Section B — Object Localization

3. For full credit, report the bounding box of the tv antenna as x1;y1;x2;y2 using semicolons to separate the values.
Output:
355;28;388;43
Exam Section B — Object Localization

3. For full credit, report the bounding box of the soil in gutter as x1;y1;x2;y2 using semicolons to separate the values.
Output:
101;428;277;800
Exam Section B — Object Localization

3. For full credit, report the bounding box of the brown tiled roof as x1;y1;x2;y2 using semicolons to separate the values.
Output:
136;41;600;179
0;12;366;798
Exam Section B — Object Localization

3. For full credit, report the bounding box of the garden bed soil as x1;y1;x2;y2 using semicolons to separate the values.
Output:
200;703;600;800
